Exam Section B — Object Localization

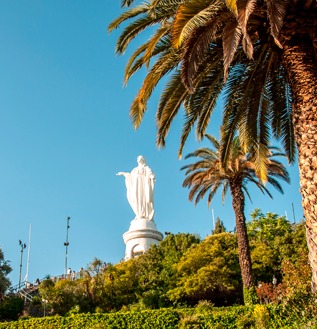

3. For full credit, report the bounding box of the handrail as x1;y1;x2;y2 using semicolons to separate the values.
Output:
9;272;82;295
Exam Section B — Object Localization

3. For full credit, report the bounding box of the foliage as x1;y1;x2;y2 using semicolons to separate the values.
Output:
0;308;180;328
243;286;258;307
181;135;289;305
195;300;214;313
212;217;226;235
0;301;316;328
256;282;287;305
36;234;200;315
107;0;315;167
33;214;309;314
253;304;270;329
281;252;311;299
39;277;92;315
133;233;200;308
109;0;317;293
247;209;308;285
0;249;12;299
0;295;24;321
167;232;242;306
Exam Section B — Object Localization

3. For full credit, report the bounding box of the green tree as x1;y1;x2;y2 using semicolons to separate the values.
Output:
134;233;200;308
167;232;241;306
0;248;12;299
110;0;317;291
247;209;307;284
212;217;226;234
181;134;289;304
0;295;24;321
39;278;91;315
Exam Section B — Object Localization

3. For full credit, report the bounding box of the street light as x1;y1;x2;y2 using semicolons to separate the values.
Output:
18;240;26;290
64;217;70;275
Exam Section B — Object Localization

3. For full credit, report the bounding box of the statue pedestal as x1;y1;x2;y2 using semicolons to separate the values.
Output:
123;218;163;260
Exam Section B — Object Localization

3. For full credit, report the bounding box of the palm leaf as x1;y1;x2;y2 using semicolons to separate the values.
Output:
124;43;149;84
121;0;137;7
115;14;164;54
125;35;172;83
181;20;228;92
172;0;223;48
108;4;149;33
130;51;180;129
178;55;224;157
143;25;171;69
225;0;238;15
156;73;189;148
222;20;242;81
266;0;288;48
269;65;295;163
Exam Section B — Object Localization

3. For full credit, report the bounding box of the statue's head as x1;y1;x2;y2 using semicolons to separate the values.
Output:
137;155;146;165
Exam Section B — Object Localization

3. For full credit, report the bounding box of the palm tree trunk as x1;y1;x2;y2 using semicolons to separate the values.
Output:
230;182;253;289
282;38;317;292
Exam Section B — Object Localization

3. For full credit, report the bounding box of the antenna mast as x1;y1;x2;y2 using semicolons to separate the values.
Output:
64;217;70;275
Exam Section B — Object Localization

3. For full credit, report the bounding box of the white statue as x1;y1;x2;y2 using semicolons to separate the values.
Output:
117;155;155;221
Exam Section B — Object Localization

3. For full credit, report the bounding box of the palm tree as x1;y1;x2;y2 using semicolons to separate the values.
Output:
169;0;317;291
181;134;289;304
109;0;295;178
109;0;317;290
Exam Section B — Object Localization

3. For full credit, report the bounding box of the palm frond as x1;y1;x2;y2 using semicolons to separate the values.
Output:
221;181;229;204
108;4;149;33
207;182;222;207
242;183;253;202
150;0;184;14
172;0;223;48
266;0;288;48
143;25;171;69
270;65;296;163
156;73;189;148
121;0;137;7
225;0;238;15
115;14;163;54
181;22;227;92
205;134;220;150
124;43;149;84
221;62;249;166
222;20;242;81
237;0;257;34
130;51;180;129
178;55;224;157
266;176;284;194
125;35;172;83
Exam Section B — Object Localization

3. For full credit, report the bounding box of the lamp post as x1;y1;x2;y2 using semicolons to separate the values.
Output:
64;217;70;275
18;240;26;290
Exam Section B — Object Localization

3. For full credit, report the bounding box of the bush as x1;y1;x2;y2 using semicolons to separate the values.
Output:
243;286;258;306
0;295;24;321
0;303;315;328
195;300;214;313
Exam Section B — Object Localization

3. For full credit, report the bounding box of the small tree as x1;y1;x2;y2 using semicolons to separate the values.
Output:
167;233;241;306
212;217;226;235
0;295;24;321
0;248;12;299
182;135;290;304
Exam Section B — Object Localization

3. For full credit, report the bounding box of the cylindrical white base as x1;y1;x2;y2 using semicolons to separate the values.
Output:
123;218;163;259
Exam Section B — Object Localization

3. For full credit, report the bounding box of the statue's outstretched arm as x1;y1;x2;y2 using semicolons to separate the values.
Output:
116;172;128;177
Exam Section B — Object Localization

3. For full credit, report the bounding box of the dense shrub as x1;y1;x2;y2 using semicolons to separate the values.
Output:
0;304;315;329
0;295;24;321
0;308;180;328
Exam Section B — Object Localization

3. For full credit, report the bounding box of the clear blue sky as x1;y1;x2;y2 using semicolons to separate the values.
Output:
0;1;303;285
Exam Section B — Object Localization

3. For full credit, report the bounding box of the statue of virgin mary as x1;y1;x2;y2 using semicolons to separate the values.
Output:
117;155;155;221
